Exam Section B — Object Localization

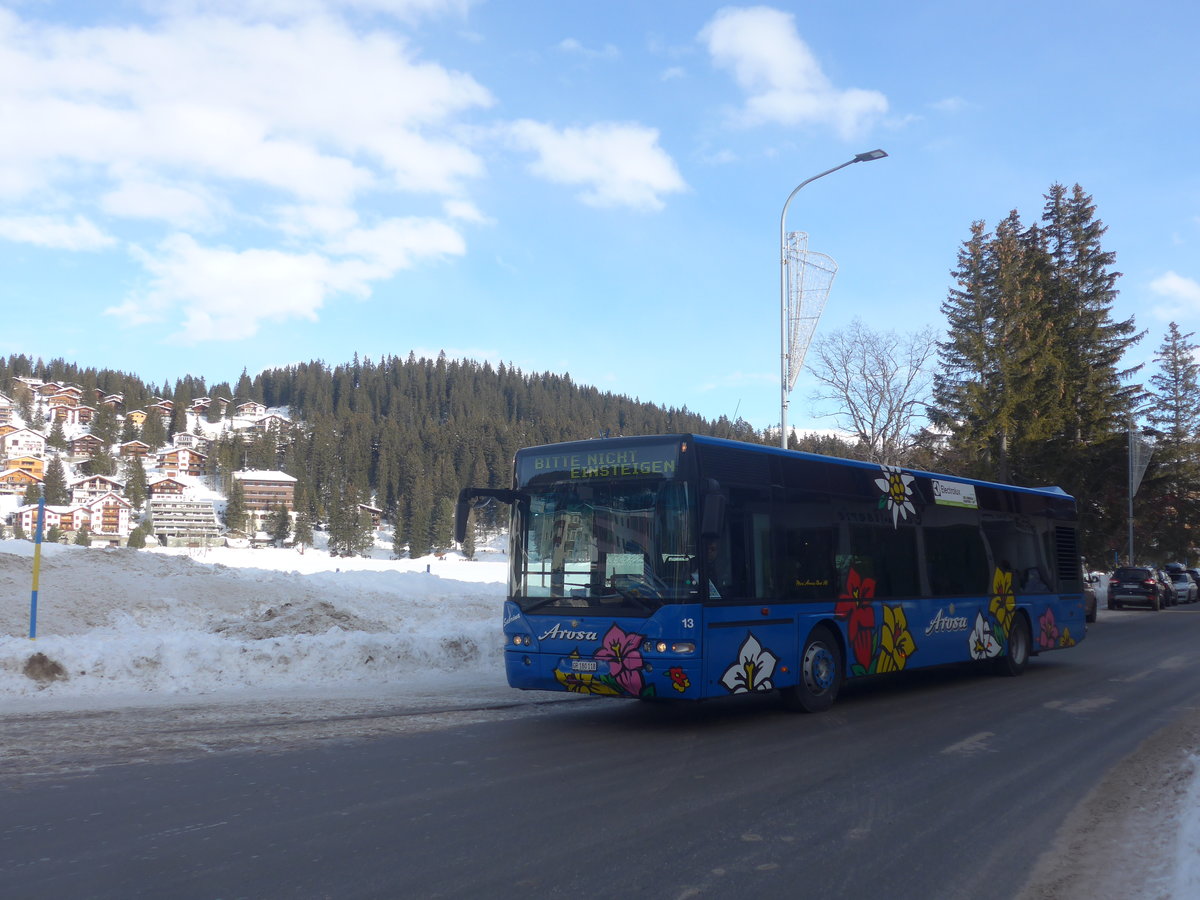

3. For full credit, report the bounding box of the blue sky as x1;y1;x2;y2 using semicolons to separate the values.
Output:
2;0;1198;433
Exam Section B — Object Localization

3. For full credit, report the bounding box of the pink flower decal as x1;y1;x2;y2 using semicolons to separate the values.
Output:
594;623;646;696
1038;607;1059;650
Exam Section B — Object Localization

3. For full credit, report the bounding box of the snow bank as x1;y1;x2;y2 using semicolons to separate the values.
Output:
0;538;508;701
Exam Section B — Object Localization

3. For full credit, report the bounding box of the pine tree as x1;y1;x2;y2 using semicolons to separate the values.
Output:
43;456;69;505
23;482;41;506
47;525;62;543
292;508;314;552
140;407;167;450
266;505;292;547
47;418;68;450
74;525;91;546
124;455;149;511
91;403;120;444
224;478;248;532
88;446;118;478
127;525;146;549
461;509;476;559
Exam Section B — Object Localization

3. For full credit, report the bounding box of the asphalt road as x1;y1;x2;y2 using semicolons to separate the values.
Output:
4;603;1200;900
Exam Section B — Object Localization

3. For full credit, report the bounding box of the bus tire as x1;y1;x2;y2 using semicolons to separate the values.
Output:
995;613;1031;677
784;625;842;713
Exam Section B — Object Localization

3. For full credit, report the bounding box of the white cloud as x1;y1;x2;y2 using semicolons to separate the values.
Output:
101;177;219;229
1149;271;1200;318
111;233;369;342
508;120;687;211
443;198;491;224
0;214;116;250
326;216;466;273
557;38;620;60
699;6;887;139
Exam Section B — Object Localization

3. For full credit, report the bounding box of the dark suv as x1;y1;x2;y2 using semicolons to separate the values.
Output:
1108;566;1165;611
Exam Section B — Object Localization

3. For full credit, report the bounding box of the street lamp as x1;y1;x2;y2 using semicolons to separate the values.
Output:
779;149;887;449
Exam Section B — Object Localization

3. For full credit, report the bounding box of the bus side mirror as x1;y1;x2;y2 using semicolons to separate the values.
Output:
455;487;522;544
701;480;725;538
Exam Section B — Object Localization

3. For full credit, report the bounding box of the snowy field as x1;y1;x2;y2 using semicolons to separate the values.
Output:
0;534;509;708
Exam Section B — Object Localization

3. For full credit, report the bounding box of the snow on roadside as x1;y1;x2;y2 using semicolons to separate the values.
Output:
0;538;508;702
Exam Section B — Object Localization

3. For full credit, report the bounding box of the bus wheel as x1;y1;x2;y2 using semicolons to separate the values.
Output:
995;614;1030;677
784;625;842;713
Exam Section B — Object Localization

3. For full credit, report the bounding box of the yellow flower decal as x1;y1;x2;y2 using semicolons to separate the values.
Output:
554;652;621;695
1058;627;1075;648
875;605;916;673
990;568;1015;633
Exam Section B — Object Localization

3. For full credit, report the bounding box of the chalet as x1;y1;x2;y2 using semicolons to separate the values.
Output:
120;439;151;458
7;455;46;480
83;491;134;540
0;468;41;495
0;424;17;439
34;382;63;398
235;401;267;418
359;503;383;528
173;432;210;451
69;434;106;457
14;503;76;535
50;386;84;407
0;392;13;427
148;401;173;419
156;447;206;478
2;428;47;458
149;477;187;497
100;394;124;411
127;410;148;427
71;474;125;503
249;413;291;433
54;404;96;427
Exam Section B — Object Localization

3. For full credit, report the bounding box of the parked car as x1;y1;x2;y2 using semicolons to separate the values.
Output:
1170;569;1198;604
1108;566;1165;610
1081;567;1099;623
1157;570;1178;606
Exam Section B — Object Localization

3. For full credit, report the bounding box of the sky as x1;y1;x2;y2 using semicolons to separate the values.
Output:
2;0;1199;433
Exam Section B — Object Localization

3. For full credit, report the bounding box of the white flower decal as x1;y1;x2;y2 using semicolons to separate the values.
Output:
968;612;1002;660
720;633;778;693
875;464;916;528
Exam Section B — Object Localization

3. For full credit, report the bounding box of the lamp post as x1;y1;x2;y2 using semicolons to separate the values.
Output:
779;149;887;449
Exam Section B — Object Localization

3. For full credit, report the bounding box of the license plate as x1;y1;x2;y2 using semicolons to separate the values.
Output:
569;659;598;673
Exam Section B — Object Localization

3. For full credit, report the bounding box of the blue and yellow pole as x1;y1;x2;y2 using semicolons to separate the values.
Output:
30;495;45;640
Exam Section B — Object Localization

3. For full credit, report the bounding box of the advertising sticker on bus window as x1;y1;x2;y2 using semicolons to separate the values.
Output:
931;479;978;509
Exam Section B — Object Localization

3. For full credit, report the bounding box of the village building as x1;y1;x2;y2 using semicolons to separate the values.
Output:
70;475;126;504
54;404;97;427
232;469;296;529
5;455;45;480
119;439;152;458
0;468;41;496
0;392;13;427
359;503;383;528
126;410;148;427
147;497;224;547
156;447;206;478
2;428;47;458
69;434;107;457
148;477;187;497
235;401;267;418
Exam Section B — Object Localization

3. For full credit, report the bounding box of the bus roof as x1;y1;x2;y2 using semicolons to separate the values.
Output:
513;433;1075;502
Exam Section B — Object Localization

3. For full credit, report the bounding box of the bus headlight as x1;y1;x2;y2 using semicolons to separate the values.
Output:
654;641;668;653
512;634;532;647
671;642;695;654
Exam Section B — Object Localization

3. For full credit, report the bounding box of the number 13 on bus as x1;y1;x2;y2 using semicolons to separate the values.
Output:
455;434;1086;712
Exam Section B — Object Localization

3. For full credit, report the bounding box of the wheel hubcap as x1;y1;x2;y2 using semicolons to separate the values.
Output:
804;643;835;693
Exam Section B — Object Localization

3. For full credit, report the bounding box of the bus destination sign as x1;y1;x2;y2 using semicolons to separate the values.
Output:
519;443;680;482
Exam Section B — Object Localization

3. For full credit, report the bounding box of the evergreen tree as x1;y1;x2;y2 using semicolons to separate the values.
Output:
461;509;476;559
391;518;406;559
0;519;7;540
140;408;167;449
127;525;147;549
292;507;314;552
124;455;149;511
432;496;456;553
14;520;26;540
47;525;62;543
91;403;120;444
74;525;91;546
47;418;68;450
266;505;292;547
224;478;248;532
43;456;69;505
1141;323;1200;562
87;446;118;478
120;415;138;443
23;482;41;506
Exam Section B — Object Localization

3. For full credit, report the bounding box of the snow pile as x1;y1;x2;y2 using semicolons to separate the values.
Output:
0;537;508;700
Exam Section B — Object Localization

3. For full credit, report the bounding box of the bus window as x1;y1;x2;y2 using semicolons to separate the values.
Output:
923;510;990;597
983;515;1053;593
845;525;920;598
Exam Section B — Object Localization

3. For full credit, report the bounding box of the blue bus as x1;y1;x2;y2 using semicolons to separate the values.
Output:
456;434;1086;711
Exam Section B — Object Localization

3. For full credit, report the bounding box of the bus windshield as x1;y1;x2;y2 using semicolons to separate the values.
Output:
513;479;696;613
